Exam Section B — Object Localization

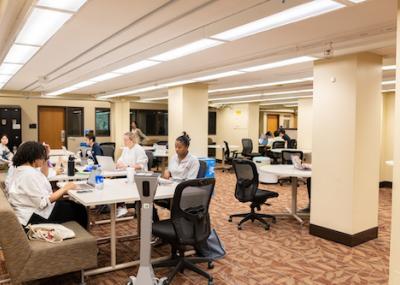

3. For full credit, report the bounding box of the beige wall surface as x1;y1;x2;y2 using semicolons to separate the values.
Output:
297;98;313;150
380;92;394;182
311;53;381;235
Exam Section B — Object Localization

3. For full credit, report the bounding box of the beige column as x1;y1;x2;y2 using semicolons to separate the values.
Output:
389;1;400;282
297;98;313;150
380;92;394;184
110;99;130;158
310;52;382;246
168;83;208;157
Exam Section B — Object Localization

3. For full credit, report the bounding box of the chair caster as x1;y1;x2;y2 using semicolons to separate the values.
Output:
161;279;169;285
208;278;214;285
208;261;214;269
238;225;242;230
264;224;270;231
272;218;277;224
228;217;232;222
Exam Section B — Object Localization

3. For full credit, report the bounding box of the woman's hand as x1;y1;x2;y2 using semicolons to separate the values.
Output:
163;170;171;179
116;161;126;169
62;182;76;193
43;142;51;157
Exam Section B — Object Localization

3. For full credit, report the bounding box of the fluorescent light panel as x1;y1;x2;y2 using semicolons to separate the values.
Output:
0;75;12;83
113;60;160;74
16;7;72;46
209;77;313;93
382;80;396;85
383;65;396;71
240;56;315;72
150;39;223;62
0;63;23;75
141;96;169;101
209;89;313;101
211;0;344;41
193;71;245;82
37;0;87;12
348;0;366;3
4;44;40;64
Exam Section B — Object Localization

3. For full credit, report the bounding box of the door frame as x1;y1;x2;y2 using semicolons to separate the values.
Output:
266;114;279;133
37;106;67;148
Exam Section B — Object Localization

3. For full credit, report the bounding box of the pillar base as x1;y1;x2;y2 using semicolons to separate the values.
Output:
379;181;393;188
309;224;378;247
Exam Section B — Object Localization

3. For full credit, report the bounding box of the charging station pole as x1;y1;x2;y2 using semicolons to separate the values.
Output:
128;173;166;285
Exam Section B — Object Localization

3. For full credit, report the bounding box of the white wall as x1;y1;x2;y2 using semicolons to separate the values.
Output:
297;98;313;150
381;92;395;183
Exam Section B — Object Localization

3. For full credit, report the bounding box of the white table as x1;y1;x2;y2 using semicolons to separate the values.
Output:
68;178;177;276
142;146;155;151
259;164;312;224
49;168;127;182
208;144;239;170
49;149;74;156
270;148;312;154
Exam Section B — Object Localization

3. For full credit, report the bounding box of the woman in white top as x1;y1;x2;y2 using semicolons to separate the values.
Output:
0;134;13;161
115;132;149;217
163;132;200;181
116;132;148;170
7;141;88;228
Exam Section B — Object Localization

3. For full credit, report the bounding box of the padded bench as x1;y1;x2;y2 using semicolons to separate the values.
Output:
0;189;97;284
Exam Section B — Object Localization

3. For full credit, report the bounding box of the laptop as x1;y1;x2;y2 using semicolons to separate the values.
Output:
74;170;97;190
292;156;311;171
96;156;124;172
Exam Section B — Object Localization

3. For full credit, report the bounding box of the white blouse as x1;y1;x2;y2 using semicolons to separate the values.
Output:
117;144;148;170
7;165;55;226
168;153;200;181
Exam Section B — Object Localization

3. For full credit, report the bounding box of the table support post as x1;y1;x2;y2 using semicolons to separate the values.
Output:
110;204;117;268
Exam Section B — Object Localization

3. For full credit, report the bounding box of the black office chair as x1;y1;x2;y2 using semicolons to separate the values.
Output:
241;138;261;159
99;144;115;160
145;150;154;171
229;159;279;230
152;178;216;285
279;150;304;186
222;141;238;172
288;139;297;149
197;160;207;178
269;140;286;164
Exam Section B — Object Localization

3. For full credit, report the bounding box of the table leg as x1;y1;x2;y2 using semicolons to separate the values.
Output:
222;146;225;170
289;177;304;224
110;203;117;268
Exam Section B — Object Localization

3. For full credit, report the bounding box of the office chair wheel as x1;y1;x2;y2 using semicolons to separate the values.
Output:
208;278;214;285
264;224;270;231
208;261;214;269
237;225;242;230
272;217;277;224
161;279;169;285
228;217;232;222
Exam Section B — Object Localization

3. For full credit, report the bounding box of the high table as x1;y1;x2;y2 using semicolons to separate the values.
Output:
68;178;177;276
49;149;74;156
207;144;239;170
259;164;312;224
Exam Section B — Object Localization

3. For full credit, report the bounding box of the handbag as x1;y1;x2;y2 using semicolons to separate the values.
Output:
26;224;76;243
196;229;226;260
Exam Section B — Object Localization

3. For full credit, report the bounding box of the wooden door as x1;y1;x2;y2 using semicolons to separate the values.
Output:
267;114;279;133
38;107;65;148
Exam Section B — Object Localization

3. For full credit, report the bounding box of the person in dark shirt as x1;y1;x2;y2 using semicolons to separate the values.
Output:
84;134;103;164
279;130;291;146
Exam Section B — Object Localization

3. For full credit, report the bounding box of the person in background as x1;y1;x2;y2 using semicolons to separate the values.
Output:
259;131;273;155
84;133;103;164
131;121;147;145
7;141;88;229
116;132;148;217
163;132;200;181
0;134;13;161
267;131;285;148
279;130;291;146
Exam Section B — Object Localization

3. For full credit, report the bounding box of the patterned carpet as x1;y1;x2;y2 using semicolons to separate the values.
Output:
0;170;391;285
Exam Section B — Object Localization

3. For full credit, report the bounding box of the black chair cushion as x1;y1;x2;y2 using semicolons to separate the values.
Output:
152;219;177;243
254;189;279;203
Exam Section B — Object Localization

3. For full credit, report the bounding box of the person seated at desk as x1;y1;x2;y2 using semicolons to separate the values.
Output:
267;131;285;147
116;132;148;170
84;133;103;164
7;141;88;229
279;130;291;146
116;132;148;218
163;132;199;181
131;121;147;145
0;134;13;161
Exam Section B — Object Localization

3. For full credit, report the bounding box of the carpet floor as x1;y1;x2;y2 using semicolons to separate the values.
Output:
0;170;391;285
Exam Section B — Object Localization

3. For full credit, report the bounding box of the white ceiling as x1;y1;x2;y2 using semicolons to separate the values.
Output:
0;0;397;107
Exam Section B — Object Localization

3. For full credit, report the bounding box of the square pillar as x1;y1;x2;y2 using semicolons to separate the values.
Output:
168;83;208;157
310;52;382;246
110;99;130;158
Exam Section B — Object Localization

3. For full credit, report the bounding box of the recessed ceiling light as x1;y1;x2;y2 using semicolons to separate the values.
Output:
4;44;40;64
141;96;169;101
0;63;23;75
382;89;395;93
209;77;313;93
382;65;396;71
113;60;160;74
209;89;313;101
211;0;345;41
193;71;245;82
90;72;121;82
36;0;87;12
0;75;12;83
382;80;396;85
47;80;95;96
240;56;315;72
150;39;223;62
348;0;366;3
16;7;72;46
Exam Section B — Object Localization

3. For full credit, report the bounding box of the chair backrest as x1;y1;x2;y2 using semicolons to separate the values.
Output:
171;178;215;245
232;159;258;203
281;150;304;165
272;140;285;149
0;190;32;280
241;138;253;155
197;160;207;178
100;145;115;160
223;141;230;160
145;150;154;170
288;139;297;149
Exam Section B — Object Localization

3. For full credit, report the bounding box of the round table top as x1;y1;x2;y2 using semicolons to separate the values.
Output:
270;148;312;154
259;164;312;178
